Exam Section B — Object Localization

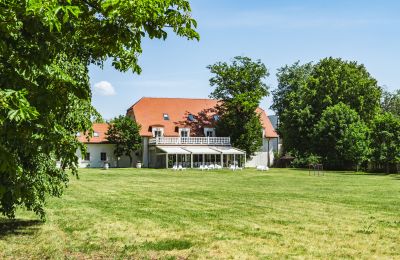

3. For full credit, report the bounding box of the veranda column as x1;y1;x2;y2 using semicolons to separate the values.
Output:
176;154;178;166
202;154;205;166
267;137;270;166
220;154;223;167
190;154;193;168
234;154;236;166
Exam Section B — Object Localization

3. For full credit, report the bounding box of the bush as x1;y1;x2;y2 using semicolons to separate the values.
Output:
291;153;321;168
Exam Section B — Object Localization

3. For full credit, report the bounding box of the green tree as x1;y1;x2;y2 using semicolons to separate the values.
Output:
370;113;400;173
106;116;142;167
313;103;370;169
272;58;381;169
0;0;198;218
208;56;269;156
381;89;400;117
272;62;314;154
339;121;371;171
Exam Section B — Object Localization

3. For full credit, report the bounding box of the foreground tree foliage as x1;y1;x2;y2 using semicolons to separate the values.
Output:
0;0;199;218
208;56;269;157
273;58;382;170
106;116;142;167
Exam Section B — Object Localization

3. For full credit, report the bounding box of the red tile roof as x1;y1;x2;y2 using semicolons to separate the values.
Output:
77;123;110;143
257;107;279;138
127;97;278;138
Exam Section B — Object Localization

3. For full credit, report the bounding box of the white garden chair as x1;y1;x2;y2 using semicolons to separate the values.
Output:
256;165;269;171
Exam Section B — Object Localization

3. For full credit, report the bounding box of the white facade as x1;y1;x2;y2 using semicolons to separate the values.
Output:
245;137;276;167
76;143;133;168
77;137;277;169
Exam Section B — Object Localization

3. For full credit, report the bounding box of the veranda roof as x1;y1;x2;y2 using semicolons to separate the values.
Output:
157;146;191;154
211;147;245;155
183;147;221;154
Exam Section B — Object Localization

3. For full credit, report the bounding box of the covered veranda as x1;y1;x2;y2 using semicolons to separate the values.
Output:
156;146;246;169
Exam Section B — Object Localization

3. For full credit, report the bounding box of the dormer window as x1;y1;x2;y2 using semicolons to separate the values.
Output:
179;128;190;137
163;113;169;120
204;127;215;137
188;114;194;121
213;115;219;121
93;132;99;137
152;127;164;137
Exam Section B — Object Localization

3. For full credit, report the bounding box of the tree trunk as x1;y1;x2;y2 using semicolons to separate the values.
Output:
129;155;133;168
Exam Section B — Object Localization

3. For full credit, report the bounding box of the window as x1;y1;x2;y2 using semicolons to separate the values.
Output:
213;115;219;121
188;114;194;121
204;127;215;137
100;152;107;161
163;113;169;120
84;153;90;161
93;132;99;137
152;127;164;137
180;129;189;137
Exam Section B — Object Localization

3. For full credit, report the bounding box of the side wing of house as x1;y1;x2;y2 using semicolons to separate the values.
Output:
75;123;134;168
245;108;279;167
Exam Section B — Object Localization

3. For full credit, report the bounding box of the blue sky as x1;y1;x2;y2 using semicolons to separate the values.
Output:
89;0;400;119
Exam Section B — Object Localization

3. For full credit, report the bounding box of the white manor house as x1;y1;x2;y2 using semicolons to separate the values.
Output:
76;97;279;168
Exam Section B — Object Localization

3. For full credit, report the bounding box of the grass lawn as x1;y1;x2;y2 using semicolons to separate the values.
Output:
0;168;399;259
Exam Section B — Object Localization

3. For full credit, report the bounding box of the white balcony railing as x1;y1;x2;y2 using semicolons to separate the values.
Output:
149;137;231;146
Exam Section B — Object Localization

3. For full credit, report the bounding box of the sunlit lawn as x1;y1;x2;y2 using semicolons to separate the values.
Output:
0;168;399;259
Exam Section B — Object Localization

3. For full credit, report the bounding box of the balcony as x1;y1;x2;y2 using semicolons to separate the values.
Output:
149;137;231;146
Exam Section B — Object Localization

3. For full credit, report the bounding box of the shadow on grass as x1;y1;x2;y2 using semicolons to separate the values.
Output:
141;239;192;251
286;168;400;177
0;219;42;238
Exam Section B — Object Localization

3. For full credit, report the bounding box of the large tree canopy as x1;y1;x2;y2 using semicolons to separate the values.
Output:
313;103;370;169
0;0;198;218
272;58;381;169
208;56;269;157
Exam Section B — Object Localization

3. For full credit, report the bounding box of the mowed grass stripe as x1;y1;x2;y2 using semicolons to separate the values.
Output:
0;168;399;259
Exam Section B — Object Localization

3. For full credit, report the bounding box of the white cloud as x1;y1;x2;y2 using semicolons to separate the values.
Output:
93;81;116;96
